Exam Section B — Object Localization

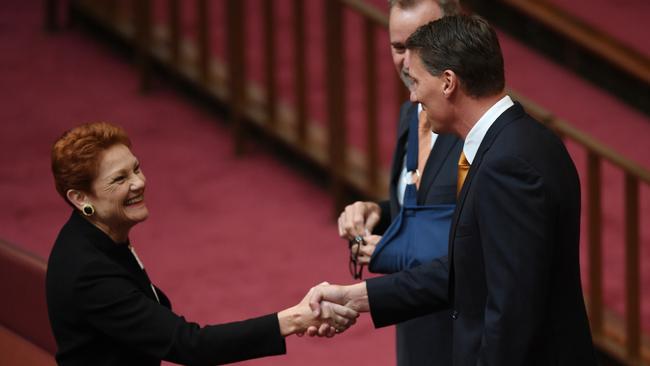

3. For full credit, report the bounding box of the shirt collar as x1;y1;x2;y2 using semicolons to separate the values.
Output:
463;95;514;164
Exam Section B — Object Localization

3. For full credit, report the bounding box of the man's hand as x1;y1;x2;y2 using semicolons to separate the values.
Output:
278;282;359;338
349;234;382;265
337;201;381;239
305;282;370;336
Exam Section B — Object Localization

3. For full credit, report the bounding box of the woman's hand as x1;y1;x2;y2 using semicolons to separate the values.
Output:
278;282;359;337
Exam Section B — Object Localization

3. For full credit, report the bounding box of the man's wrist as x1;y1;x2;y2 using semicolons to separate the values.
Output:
344;282;370;313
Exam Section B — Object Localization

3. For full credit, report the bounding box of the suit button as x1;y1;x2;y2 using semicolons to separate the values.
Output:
451;310;459;320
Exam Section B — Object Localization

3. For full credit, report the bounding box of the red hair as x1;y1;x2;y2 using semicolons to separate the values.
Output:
51;122;131;205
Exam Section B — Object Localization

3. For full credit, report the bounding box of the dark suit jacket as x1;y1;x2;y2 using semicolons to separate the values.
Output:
46;212;285;366
367;103;596;366
375;101;463;366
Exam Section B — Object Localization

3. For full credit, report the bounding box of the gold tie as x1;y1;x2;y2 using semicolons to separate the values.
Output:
416;110;431;188
457;151;470;197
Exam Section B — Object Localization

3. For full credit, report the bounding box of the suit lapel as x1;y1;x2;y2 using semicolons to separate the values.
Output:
389;104;417;192
417;133;459;203
448;103;525;260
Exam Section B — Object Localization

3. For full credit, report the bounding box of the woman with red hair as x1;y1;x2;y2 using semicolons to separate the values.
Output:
46;122;357;366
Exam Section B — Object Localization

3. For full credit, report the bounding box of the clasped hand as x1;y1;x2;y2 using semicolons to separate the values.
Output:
280;282;359;338
297;281;370;337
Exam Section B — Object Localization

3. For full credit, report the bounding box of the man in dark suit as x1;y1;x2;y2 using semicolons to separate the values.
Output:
315;15;596;365
336;1;461;365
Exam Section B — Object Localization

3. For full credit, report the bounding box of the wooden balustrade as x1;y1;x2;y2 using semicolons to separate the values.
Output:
587;151;603;335
134;0;152;92
518;90;650;364
226;0;245;155
168;0;180;66
292;0;307;146
62;2;650;364
325;0;346;211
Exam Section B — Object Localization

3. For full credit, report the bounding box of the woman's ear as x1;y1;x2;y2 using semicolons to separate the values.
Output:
66;189;87;211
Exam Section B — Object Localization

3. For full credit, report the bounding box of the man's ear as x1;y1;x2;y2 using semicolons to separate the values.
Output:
441;69;457;98
66;189;87;211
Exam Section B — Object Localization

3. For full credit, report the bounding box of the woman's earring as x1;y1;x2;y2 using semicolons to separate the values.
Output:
82;203;95;216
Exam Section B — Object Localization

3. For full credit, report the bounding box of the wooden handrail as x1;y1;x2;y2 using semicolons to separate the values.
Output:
501;0;650;84
510;91;650;184
339;0;388;27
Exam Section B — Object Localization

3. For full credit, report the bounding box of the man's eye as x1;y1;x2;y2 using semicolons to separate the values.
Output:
392;44;405;53
113;176;125;183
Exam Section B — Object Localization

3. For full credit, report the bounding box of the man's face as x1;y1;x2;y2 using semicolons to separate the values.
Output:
405;51;451;133
389;1;442;88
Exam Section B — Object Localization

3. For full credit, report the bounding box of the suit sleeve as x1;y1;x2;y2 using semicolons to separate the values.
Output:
374;199;392;235
366;255;450;327
75;261;286;365
475;155;551;366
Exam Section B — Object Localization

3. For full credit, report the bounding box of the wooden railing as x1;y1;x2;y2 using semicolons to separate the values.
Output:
62;1;649;364
463;0;650;116
501;0;650;85
517;93;650;365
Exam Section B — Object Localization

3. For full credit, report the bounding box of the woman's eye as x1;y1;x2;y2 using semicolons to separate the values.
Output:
113;176;125;183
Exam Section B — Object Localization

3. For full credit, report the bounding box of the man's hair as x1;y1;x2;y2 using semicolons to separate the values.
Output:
405;14;505;98
387;0;461;16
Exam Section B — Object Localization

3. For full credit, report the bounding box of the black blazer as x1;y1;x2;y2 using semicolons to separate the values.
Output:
375;101;462;366
46;212;285;366
367;103;596;366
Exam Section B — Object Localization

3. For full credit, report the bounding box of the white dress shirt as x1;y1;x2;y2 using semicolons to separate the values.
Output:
462;95;514;164
397;103;438;205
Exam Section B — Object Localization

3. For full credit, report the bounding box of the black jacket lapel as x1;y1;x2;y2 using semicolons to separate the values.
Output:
417;133;461;203
448;103;525;258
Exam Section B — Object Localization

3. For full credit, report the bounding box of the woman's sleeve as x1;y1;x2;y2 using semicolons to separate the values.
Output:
75;260;286;365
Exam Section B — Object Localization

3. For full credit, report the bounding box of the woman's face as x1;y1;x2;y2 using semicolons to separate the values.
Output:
87;144;148;237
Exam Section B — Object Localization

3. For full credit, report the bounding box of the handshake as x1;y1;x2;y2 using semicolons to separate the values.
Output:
278;281;369;338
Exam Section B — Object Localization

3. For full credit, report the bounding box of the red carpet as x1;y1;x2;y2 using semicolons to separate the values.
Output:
1;1;650;364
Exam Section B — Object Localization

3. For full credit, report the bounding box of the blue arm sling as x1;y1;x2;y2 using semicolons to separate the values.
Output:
369;111;455;274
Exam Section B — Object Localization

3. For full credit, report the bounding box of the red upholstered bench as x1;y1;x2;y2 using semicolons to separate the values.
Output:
0;239;56;365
